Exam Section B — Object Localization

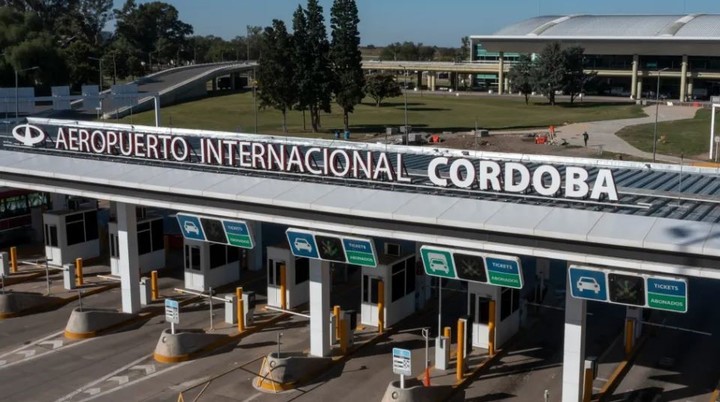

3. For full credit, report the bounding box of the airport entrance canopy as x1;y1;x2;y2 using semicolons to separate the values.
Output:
1;118;719;276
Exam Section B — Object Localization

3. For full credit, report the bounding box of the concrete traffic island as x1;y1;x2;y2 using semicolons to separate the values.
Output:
254;352;332;392
153;328;227;363
380;379;464;402
0;292;62;319
64;307;136;339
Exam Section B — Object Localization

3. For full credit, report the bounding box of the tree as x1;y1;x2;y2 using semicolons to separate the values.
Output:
293;0;333;132
458;36;470;62
114;0;193;71
533;42;565;105
507;54;535;105
364;74;401;107
257;20;296;133
330;0;364;131
562;46;595;104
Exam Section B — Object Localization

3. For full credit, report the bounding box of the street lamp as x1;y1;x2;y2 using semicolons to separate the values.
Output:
400;65;409;145
652;67;670;163
15;66;38;119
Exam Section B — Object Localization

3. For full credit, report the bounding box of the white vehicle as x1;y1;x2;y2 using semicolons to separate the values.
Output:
294;238;313;252
427;252;450;274
577;277;601;294
184;221;200;235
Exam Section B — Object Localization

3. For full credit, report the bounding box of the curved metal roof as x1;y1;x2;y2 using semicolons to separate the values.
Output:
493;14;720;39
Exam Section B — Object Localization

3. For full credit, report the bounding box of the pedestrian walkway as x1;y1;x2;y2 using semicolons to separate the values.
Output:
549;105;698;164
491;104;700;163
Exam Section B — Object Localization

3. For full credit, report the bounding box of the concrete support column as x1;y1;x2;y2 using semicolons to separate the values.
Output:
688;78;694;100
637;79;643;99
680;55;688;102
211;78;217;91
117;202;140;314
416;71;423;89
561;265;587;402
247;221;262;271
498;52;505;94
631;55;639;99
450;72;457;91
309;259;331;357
504;77;509;94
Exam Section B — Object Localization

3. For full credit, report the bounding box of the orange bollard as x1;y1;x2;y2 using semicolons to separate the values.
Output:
75;258;83;286
333;305;341;340
624;319;634;357
279;264;287;310
10;247;17;273
456;319;465;381
151;270;159;301
444;326;451;340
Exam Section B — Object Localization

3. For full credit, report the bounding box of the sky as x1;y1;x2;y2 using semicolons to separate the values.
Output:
111;0;720;47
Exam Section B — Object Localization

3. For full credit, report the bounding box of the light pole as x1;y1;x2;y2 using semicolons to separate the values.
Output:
400;65;409;144
652;67;669;163
15;66;38;119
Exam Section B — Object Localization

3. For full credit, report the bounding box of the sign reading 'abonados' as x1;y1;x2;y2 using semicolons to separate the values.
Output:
9;121;619;201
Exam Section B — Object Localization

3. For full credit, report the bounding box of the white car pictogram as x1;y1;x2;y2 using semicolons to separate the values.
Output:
184;221;200;235
577;277;601;294
294;238;313;252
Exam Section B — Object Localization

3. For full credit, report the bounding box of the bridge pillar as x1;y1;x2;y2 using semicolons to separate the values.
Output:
498;52;505;94
309;259;331;357
637;79;643;99
117;202;141;314
631;55;639;99
416;71;423;89
680;55;688;102
561;262;586;402
687;78;693;100
211;78;217;92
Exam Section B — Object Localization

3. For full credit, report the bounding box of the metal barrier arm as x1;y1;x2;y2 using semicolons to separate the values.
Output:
173;287;226;302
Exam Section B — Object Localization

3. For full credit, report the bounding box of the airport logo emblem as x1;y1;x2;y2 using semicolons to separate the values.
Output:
12;124;46;146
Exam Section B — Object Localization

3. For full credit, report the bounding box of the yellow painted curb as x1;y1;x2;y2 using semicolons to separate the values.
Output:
154;352;190;363
254;377;296;392
64;329;96;340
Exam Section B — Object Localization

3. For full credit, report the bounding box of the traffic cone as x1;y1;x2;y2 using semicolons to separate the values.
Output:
423;366;431;387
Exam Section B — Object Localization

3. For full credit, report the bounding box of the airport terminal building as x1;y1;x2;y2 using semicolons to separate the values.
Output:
471;14;720;100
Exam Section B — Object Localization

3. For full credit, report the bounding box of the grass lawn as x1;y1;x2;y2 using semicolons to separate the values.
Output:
617;108;710;158
116;92;645;138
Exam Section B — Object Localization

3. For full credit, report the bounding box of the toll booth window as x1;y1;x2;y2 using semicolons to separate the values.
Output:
227;246;239;263
44;224;58;247
268;259;276;285
84;211;98;241
371;277;380;304
500;288;520;321
66;212;85;246
66;211;98;246
185;245;201;271
137;222;151;255
363;275;380;304
208;244;241;269
362;275;368;302
151;219;164;251
391;257;415;302
295;257;309;284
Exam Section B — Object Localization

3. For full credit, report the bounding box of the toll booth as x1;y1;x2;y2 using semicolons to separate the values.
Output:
108;215;165;275
467;282;521;349
361;253;417;327
183;238;241;292
266;244;309;309
43;208;100;266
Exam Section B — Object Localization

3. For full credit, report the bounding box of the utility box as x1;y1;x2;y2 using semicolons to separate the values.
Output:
242;291;256;327
435;335;451;371
139;277;152;306
225;294;237;325
0;251;8;277
63;263;76;290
